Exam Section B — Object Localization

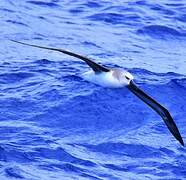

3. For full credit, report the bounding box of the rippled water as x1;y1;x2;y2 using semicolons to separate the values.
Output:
1;0;186;179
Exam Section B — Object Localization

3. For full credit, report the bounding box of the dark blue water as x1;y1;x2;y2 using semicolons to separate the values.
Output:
1;0;186;179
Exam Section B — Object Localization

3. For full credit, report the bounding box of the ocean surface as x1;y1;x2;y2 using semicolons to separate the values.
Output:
0;0;186;179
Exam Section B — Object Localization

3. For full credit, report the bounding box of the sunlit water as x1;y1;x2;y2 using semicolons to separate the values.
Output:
0;0;186;179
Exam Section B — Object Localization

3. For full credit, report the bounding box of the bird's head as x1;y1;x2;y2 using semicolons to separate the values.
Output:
112;69;134;86
123;71;134;85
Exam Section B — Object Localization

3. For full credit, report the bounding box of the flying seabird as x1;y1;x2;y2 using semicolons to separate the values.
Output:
11;40;184;146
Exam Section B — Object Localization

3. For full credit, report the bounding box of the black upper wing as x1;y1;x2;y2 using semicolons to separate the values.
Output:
128;80;184;146
11;40;110;73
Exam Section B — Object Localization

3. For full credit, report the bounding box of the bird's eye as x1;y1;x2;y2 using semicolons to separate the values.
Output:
125;75;130;80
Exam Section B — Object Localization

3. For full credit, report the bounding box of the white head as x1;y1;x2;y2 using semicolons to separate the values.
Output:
112;69;134;86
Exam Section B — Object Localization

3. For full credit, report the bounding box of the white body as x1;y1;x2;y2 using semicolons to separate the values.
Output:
83;69;134;88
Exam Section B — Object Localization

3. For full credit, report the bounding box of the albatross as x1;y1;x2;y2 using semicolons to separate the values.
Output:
11;40;184;146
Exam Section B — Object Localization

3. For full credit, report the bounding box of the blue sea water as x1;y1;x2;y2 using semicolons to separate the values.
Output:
0;0;186;179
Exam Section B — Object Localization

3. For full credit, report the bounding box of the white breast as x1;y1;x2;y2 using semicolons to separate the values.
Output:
83;70;124;88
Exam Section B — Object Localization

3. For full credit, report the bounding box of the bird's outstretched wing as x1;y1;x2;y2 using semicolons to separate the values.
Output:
128;80;184;146
11;40;110;73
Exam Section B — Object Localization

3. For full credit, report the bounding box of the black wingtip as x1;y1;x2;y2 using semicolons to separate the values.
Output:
162;109;184;147
175;133;184;146
10;39;19;43
179;138;184;146
175;126;184;146
10;39;26;46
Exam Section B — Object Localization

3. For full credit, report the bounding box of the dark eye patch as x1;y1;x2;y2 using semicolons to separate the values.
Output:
125;75;130;80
